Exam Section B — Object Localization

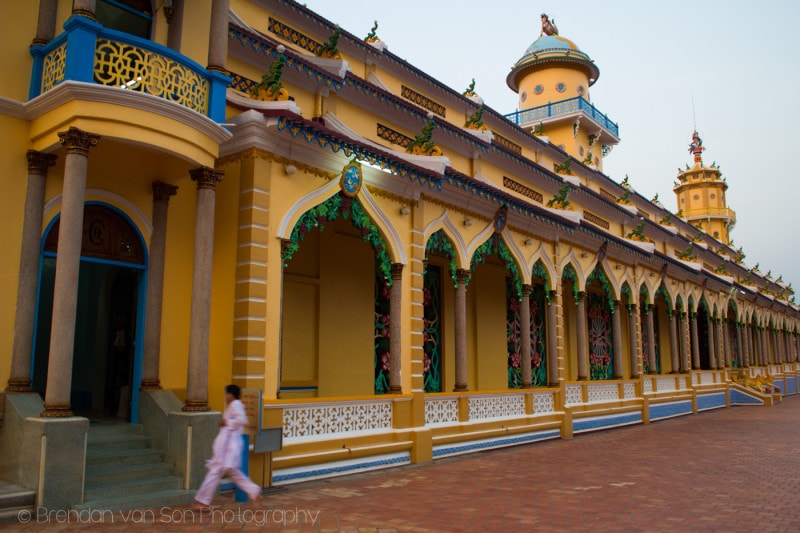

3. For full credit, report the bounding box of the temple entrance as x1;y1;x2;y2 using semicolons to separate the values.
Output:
31;204;146;422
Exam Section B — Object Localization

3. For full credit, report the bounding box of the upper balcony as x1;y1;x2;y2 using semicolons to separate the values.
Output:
681;206;737;222
29;15;229;123
504;96;619;140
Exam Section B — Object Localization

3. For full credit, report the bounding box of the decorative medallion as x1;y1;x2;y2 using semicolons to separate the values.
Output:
493;204;509;233
556;82;566;93
340;160;363;198
534;84;544;95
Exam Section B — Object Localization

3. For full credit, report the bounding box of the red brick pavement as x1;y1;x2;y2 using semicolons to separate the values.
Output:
6;397;800;532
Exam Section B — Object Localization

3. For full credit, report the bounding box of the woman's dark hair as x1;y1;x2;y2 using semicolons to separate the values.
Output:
225;384;241;399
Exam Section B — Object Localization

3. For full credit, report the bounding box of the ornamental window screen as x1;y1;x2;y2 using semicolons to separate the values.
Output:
506;279;547;388
587;291;613;380
374;270;391;394
422;265;443;392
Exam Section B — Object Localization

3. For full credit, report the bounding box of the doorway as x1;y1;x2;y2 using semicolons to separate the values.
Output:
31;204;147;422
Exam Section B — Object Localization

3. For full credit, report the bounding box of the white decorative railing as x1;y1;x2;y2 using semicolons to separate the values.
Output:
565;384;583;405
424;397;459;426
643;378;653;394
468;394;525;421
697;372;715;385
656;376;677;392
532;392;555;414
280;399;393;441
587;383;619;403
623;383;636;399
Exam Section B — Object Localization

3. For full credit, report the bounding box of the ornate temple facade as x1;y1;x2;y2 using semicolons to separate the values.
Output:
0;0;798;510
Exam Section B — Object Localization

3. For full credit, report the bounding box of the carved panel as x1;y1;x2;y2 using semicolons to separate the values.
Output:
424;398;459;425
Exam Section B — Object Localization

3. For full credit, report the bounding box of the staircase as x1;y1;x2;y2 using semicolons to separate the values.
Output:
0;480;35;521
74;423;196;512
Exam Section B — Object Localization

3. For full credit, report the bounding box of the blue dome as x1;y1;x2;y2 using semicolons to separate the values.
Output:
525;35;580;54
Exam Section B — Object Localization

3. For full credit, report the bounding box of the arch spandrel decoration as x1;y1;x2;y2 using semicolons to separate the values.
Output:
44;204;145;265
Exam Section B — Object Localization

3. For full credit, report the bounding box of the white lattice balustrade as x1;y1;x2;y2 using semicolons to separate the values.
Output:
656;376;676;392
565;384;583;405
425;398;459;425
587;383;619;403
532;393;555;414
643;379;653;393
700;372;714;385
623;383;636;399
281;400;393;441
468;394;525;420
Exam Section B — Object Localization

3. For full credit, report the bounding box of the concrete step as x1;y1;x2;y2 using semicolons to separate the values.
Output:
73;489;197;513
86;434;152;453
87;423;144;437
84;476;183;502
86;447;165;469
85;462;173;485
0;480;35;523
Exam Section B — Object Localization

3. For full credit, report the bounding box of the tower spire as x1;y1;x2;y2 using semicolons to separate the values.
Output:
688;130;704;165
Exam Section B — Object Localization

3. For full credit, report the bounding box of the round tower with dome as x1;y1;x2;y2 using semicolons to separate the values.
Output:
505;14;620;171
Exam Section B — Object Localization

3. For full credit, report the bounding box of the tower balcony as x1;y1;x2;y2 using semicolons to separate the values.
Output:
504;96;619;140
682;206;737;223
29;15;229;122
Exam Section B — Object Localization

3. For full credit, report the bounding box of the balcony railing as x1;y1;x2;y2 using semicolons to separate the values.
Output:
29;15;228;122
681;206;737;220
505;96;619;138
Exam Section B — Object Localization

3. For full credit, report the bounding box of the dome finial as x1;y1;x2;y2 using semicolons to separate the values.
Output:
688;130;704;164
540;13;559;36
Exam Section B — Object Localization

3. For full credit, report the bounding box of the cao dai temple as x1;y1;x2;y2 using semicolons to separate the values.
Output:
0;0;798;512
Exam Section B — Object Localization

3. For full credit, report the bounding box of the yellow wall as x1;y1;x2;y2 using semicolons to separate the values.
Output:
517;67;590;111
1;1;38;101
468;263;508;390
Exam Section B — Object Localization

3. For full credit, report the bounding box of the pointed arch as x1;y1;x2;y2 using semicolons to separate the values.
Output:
561;262;580;302
469;232;524;296
639;282;652;306
587;262;617;310
422;211;469;270
423;228;459;285
559;250;586;291
277;179;406;266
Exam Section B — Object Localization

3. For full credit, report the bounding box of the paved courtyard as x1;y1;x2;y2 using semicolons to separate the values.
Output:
6;397;800;532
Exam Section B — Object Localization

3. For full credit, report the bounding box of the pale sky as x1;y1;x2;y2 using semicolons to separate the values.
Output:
306;0;800;294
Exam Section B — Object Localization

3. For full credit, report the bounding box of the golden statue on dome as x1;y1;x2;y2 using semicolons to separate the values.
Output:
688;130;705;163
540;13;559;36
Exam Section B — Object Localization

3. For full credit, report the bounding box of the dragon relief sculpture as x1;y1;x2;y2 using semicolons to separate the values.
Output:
364;20;380;43
547;184;572;210
677;244;696;262
407;117;443;156
464;106;487;130
659;213;673;226
253;49;289;101
553;157;573;175
317;27;342;59
463;78;477;97
626;221;651;243
540;13;559;36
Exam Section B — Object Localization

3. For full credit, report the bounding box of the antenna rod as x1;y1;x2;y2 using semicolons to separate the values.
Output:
691;92;697;130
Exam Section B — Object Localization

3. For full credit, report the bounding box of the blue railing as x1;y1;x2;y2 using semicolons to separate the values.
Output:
505;96;619;138
29;15;229;123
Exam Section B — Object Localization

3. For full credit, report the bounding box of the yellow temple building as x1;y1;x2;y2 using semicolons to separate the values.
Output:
0;0;798;512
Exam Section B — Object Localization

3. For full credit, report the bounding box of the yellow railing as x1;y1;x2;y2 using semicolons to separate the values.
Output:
94;38;208;114
41;41;67;92
682;206;737;219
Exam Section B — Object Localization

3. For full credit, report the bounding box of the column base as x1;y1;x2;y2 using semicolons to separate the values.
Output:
5;379;35;393
453;386;468;392
182;399;210;412
140;379;162;390
389;386;402;394
40;404;74;417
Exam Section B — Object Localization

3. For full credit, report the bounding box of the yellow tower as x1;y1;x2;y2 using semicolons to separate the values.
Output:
673;131;736;244
505;14;619;171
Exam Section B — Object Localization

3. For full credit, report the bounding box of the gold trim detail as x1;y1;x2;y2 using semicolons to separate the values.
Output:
493;133;523;155
365;185;419;207
400;86;446;117
216;148;337;181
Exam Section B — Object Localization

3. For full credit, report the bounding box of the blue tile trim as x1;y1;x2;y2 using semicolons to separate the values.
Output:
272;455;409;483
650;401;693;420
786;376;797;395
432;430;560;458
697;393;726;411
573;412;642;433
729;388;764;405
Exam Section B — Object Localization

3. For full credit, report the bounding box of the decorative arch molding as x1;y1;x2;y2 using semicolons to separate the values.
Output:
559;250;586;292
422;212;469;269
43;188;153;242
500;228;530;286
277;178;407;264
637;273;656;306
530;247;557;288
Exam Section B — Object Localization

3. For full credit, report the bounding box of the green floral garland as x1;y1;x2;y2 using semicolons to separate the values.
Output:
469;234;522;297
587;266;614;312
562;264;579;302
621;283;633;313
656;284;673;318
424;229;458;286
283;192;393;284
532;260;551;303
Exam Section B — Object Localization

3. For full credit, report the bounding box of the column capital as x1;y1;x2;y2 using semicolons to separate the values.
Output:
190;166;224;190
26;150;57;175
456;269;471;285
577;291;586;303
613;299;621;309
522;284;533;297
152;181;178;204
391;263;404;280
57;127;100;156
